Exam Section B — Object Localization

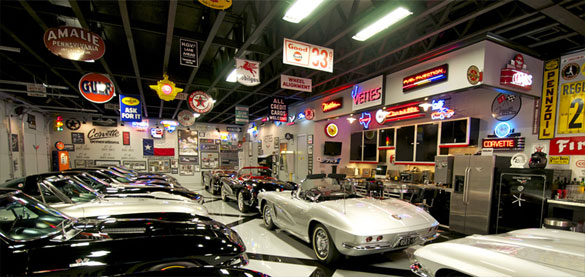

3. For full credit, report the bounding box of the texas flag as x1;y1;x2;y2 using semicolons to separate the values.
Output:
143;138;175;156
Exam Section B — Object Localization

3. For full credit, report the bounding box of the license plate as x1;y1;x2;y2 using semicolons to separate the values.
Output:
396;236;417;247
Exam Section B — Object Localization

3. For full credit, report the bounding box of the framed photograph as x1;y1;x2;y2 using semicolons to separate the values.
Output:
171;159;179;168
179;164;195;176
95;160;121;166
123;160;147;171
308;145;313;155
149;159;171;173
308;135;313;144
123;132;130;145
171;168;179;174
63;144;75;151
74;160;86;168
27;114;36;129
274;137;279;149
11;134;18;152
71;132;85;144
178;129;198;156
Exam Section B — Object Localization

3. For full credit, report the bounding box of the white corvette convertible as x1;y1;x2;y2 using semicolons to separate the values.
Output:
257;174;439;264
410;228;585;277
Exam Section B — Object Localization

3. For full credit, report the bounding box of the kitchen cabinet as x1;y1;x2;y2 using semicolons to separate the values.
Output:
350;131;378;162
395;126;415;162
415;123;439;162
439;117;479;147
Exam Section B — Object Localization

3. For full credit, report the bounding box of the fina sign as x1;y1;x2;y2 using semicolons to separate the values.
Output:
500;54;533;90
351;75;383;111
78;73;115;104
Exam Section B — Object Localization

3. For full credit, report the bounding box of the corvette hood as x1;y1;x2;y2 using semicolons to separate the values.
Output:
319;197;437;232
252;179;296;191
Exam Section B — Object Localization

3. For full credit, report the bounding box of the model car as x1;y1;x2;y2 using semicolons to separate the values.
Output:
0;189;247;275
220;166;297;213
409;228;585;277
257;174;439;264
0;174;208;219
203;170;236;194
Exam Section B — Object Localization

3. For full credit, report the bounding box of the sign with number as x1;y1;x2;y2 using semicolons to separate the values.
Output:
283;38;333;73
558;51;585;134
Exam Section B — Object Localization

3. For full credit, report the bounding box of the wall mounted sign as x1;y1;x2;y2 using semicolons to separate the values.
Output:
188;91;214;114
491;93;522;121
43;26;105;61
510;153;528;168
11;134;19;152
88;128;120;144
235;105;249;125
160;120;178;133
226;127;242;132
198;0;232;10
65;119;81;130
283;38;334;73
304;108;315;120
402;64;448;92
150;128;164;139
351;75;383;111
325;123;339;138
119;94;142;122
55;141;65;150
467;65;482;85
561;63;580;81
322;98;343;112
236;58;261;86
375;103;423;124
200;138;215;144
500;54;533;90
539;59;559;139
549;136;585;155
131;120;149;131
150;74;183;101
178;110;196;127
179;38;198;67
63;144;75;151
558;80;585;134
359;112;372;129
482;137;525;151
78;73;115;104
71;132;85;144
123;132;130;145
494;122;513;138
549;156;570;165
281;74;311;92
430;99;454;120
92;117;117;127
269;98;287;122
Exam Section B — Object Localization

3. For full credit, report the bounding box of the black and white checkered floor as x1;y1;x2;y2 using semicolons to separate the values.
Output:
186;183;460;277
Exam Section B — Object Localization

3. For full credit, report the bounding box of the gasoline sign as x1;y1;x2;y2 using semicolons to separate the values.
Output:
188;91;214;114
43;26;105;61
78;73;115;104
119;94;142;122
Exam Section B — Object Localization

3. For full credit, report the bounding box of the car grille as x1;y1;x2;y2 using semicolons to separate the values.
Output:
101;227;146;234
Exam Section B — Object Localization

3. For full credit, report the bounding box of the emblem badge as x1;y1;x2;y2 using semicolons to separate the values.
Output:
392;214;402;220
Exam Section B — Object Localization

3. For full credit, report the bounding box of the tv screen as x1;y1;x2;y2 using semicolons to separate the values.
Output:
324;141;342;156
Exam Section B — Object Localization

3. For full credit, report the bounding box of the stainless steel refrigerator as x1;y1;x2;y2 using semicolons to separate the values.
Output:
449;155;510;235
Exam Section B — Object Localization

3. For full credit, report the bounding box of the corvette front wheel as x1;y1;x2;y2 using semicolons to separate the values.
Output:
262;203;275;230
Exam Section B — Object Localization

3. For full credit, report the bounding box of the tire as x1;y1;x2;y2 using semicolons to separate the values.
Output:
312;223;340;264
206;179;213;193
147;261;198;271
221;184;229;201
237;190;249;213
262;202;276;230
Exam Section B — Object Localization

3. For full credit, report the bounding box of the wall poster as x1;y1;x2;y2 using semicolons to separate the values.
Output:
149;159;171;173
122;160;147;171
180;164;195;176
11;134;18;152
94;160;121;166
178;129;199;156
74;160;87;168
71;132;85;144
557;51;585;134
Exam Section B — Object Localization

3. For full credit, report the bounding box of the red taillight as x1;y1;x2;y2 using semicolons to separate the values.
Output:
365;236;372;242
376;235;383;241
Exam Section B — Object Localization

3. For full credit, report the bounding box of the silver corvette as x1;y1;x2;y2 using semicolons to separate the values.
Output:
257;174;439;264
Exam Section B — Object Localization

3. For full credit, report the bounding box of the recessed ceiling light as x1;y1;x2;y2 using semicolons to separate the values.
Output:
352;7;412;41
283;0;324;24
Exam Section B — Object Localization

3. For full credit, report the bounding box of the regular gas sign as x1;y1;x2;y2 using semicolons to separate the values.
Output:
283;38;333;73
78;73;115;104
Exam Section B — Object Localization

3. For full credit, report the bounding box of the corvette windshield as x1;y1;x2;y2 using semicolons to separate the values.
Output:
239;168;272;178
46;179;99;203
300;178;357;201
0;191;72;241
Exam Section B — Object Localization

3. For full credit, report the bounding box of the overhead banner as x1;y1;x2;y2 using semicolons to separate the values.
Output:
78;73;115;104
269;98;287;122
557;50;585;134
281;74;311;92
179;38;198;67
43;26;105;61
235;58;260;86
351;75;383;111
235;105;249;125
119;94;142;122
283;38;334;73
539;59;559;139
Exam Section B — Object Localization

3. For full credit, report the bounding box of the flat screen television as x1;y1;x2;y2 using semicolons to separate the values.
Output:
324;141;342;156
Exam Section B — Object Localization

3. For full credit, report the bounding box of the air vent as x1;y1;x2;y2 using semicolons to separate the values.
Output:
102;227;146;234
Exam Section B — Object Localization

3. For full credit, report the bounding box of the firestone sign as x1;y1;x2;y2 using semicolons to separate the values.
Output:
351;75;383;111
78;73;115;104
549;136;585;155
43;26;105;61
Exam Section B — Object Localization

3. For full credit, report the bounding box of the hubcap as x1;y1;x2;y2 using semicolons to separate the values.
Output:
238;192;244;210
264;206;272;225
315;228;329;258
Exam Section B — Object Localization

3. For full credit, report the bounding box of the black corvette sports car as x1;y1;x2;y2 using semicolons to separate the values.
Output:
202;170;236;195
0;189;247;275
220;167;297;213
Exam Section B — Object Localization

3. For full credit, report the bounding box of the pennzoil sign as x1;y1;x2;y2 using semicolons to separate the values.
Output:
539;59;559;139
44;26;105;61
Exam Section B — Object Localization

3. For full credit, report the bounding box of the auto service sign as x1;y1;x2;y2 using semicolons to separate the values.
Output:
78;73;115;104
549;136;585;155
44;26;105;61
283;38;333;73
188;91;214;114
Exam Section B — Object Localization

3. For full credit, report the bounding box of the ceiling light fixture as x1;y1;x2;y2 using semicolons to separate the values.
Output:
283;0;324;23
352;7;412;41
226;69;237;83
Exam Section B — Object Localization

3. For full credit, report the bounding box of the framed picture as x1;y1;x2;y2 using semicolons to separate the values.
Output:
27;114;36;129
308;145;313;155
11;134;18;152
149;159;171;173
123;160;147;171
274;137;279;149
71;132;85;144
74;160;86;168
178;129;198;156
171;159;179;168
179;164;195;176
63;144;75;151
308;135;313;144
94;160;121;166
123;132;130;145
171;168;179;174
362;168;371;177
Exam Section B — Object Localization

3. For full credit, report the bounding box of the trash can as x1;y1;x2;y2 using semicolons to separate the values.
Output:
543;218;572;231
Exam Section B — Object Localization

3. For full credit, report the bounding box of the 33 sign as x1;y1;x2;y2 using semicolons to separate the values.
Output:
558;80;585;134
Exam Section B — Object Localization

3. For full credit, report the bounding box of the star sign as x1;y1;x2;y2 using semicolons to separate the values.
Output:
512;193;526;207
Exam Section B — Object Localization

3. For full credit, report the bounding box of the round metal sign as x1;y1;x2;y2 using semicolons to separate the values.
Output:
491;93;522;121
178;110;196;127
188;91;214;114
43;26;105;61
304;108;315;120
55;141;65;150
78;73;115;104
65;119;81;130
325;123;339;138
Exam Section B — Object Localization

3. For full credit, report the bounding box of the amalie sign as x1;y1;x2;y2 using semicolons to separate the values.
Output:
43;26;105;61
78;73;115;104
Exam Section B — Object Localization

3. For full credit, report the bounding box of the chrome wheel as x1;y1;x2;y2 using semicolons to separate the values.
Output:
314;228;329;259
263;203;275;230
221;185;228;201
312;224;340;264
237;191;248;212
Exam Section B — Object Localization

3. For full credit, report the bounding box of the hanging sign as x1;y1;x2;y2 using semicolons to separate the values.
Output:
178;110;196;127
376;103;423;124
539;59;559;139
557;50;585;134
403;64;448;92
188;91;214;114
78;73;115;104
351;75;383;111
491;93;522;121
43;26;105;61
150;74;183;101
119;94;142;122
235;58;260;86
549;136;585;155
283;38;334;73
482;137;525;151
268;98;287;122
235;105;249;124
325;123;339;138
322;98;343;112
281;74;311;92
179;38;198;67
500;54;533;90
198;0;232;10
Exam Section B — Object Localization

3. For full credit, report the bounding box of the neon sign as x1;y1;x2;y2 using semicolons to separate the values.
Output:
297;112;305;120
359;112;372;129
430;99;455;120
500;54;533;90
376;103;423;124
160;120;178;133
351;75;383;111
322;98;343;112
403;64;448;92
482;137;525;151
150;128;164;139
352;85;381;106
131;120;149;131
494;122;512;138
247;123;258;137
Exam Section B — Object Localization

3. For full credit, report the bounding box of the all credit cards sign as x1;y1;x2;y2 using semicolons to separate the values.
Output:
283;38;333;73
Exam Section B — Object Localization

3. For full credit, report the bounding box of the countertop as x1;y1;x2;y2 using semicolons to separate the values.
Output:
348;177;453;193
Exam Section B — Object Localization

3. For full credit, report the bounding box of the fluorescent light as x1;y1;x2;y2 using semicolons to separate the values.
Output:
352;7;412;41
226;69;237;82
283;0;324;23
